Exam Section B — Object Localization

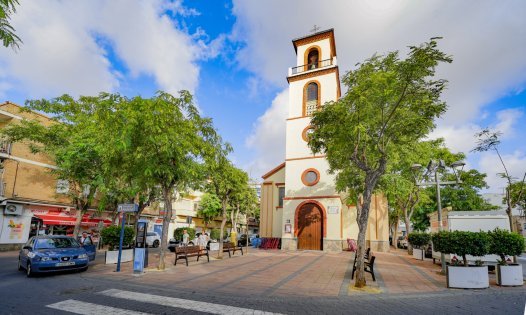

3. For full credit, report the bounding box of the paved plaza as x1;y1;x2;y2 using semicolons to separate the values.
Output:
0;248;525;314
84;247;524;297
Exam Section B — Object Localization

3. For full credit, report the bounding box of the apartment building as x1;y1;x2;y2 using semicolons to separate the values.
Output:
0;102;111;251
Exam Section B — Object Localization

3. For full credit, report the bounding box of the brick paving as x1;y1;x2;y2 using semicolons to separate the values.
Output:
85;246;526;298
1;249;525;314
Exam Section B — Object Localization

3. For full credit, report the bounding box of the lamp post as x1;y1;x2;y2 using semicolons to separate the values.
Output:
411;160;465;274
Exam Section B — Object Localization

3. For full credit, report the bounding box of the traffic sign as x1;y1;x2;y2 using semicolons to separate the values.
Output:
118;203;138;213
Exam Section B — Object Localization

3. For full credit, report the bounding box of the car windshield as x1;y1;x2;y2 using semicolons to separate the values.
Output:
35;238;80;249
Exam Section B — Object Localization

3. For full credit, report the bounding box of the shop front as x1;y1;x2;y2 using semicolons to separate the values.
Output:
0;203;113;250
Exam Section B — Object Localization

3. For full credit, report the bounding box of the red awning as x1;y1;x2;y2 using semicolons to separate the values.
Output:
34;214;112;227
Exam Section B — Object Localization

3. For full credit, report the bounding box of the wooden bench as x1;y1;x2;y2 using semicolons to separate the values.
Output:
351;255;376;281
174;245;209;266
222;242;243;257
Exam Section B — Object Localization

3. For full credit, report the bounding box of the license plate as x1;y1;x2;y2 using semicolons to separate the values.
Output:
56;262;75;267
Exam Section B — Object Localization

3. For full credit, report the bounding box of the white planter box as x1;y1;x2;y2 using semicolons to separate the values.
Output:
105;249;134;264
496;264;524;286
413;248;424;260
447;266;489;289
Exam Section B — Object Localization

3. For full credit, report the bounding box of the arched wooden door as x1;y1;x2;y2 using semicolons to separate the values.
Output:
297;203;323;250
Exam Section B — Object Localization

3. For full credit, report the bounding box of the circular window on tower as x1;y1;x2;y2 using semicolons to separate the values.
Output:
301;168;320;186
302;125;315;142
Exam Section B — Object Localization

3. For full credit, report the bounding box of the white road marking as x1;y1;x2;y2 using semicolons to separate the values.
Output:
99;288;283;315
46;299;151;315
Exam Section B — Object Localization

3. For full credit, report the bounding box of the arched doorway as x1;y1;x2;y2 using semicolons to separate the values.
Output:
296;203;323;250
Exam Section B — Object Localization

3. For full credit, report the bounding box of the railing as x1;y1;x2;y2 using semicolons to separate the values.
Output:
0;141;11;154
290;58;334;75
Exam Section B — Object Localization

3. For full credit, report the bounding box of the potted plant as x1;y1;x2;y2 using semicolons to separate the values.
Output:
101;225;135;264
408;232;430;260
432;230;490;289
489;228;525;286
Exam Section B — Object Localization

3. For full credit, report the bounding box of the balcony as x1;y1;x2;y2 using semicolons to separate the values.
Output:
288;57;337;76
0;141;11;155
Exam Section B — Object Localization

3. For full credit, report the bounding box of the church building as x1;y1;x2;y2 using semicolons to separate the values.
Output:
259;29;389;252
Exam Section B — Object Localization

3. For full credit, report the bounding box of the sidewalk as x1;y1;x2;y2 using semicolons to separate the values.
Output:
85;247;525;298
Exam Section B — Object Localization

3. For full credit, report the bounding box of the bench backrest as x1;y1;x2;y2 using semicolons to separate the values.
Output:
222;242;234;249
175;245;202;254
368;256;375;266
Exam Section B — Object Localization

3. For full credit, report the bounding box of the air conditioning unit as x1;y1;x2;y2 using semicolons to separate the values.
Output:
4;203;23;216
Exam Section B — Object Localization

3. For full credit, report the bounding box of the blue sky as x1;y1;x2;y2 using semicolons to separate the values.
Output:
0;0;525;193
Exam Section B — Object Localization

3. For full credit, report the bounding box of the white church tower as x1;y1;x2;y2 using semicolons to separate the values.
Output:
260;29;389;252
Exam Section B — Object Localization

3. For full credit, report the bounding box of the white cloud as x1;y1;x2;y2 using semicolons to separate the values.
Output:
479;151;526;192
245;89;288;178
235;1;526;182
0;0;212;99
429;108;524;154
231;0;526;124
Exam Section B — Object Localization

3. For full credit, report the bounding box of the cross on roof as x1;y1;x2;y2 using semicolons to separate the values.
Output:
310;25;320;33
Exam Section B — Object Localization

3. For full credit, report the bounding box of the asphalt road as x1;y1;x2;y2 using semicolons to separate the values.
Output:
0;251;525;315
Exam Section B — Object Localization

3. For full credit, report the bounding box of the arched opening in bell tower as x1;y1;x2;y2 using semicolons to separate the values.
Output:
307;48;319;70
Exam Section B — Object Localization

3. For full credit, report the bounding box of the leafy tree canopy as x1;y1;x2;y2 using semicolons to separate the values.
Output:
0;0;21;49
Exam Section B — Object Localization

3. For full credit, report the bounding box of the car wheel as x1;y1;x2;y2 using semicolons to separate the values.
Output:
18;257;23;271
153;240;160;248
26;262;34;278
188;241;194;246
168;247;175;252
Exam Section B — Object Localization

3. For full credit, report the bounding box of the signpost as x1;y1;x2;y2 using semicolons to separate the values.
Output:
116;203;138;272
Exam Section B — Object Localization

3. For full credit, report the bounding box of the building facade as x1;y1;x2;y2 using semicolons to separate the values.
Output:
259;29;389;252
0;102;112;251
141;190;259;241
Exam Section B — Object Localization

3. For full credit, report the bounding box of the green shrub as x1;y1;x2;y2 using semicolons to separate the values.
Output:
407;232;431;248
210;229;220;241
101;225;135;250
173;227;196;242
432;230;490;266
489;228;525;264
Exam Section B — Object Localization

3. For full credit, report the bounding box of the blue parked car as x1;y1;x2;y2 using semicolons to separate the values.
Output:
18;235;96;277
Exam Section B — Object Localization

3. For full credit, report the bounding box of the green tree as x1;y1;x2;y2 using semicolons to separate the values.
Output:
230;181;259;235
382;140;449;249
309;39;451;287
509;181;526;212
101;91;218;270
205;144;248;258
1;95;106;236
0;0;21;49
197;193;222;230
472;129;525;231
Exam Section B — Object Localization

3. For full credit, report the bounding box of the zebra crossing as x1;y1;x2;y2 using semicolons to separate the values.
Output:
46;289;282;315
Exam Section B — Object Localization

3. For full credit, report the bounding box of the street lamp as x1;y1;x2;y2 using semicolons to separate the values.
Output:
412;159;465;274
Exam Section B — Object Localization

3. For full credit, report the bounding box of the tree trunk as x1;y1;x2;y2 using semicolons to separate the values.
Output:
392;219;399;247
354;165;385;288
354;210;369;288
506;208;514;233
73;205;83;237
158;186;173;270
404;215;412;254
218;199;228;259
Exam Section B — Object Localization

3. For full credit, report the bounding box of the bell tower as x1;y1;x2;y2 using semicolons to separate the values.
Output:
281;28;342;251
